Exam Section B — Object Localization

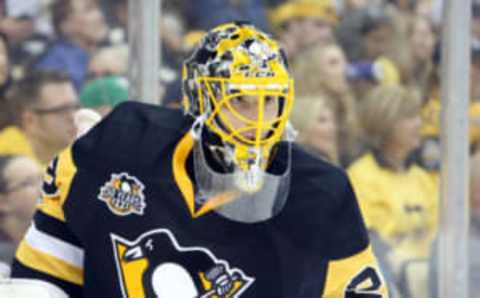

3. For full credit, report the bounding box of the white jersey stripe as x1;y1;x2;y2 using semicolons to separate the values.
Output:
24;224;84;268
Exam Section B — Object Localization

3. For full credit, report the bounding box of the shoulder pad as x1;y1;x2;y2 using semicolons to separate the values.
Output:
284;144;369;259
72;102;192;172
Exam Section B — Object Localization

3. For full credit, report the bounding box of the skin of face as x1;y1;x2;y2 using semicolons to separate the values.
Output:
318;45;349;93
29;82;79;150
471;60;480;100
388;114;423;155
410;18;435;62
473;17;480;40
301;18;334;48
70;0;108;44
307;102;338;158
3;157;43;221
0;39;9;86
365;24;393;60
471;153;480;218
220;94;280;141
285;18;334;54
347;0;369;10
415;0;434;18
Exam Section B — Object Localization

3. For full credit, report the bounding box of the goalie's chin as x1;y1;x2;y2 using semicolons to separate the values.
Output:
193;136;292;223
233;165;265;194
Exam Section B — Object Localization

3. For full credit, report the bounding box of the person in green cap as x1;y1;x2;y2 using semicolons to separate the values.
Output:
80;75;129;117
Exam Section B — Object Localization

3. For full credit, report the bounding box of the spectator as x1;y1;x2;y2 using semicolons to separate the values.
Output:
270;0;338;58
358;7;396;65
0;154;42;269
418;78;480;173
0;1;36;46
159;9;186;85
420;47;480;169
101;0;128;43
0;33;12;131
337;6;401;109
337;4;400;88
0;71;79;166
2;0;53;70
293;42;363;166
471;45;480;102
412;0;437;20
403;16;437;100
335;3;374;61
80;75;128;117
293;43;350;97
35;0;108;91
87;46;128;80
348;85;438;297
185;0;271;33
473;2;480;51
290;95;339;164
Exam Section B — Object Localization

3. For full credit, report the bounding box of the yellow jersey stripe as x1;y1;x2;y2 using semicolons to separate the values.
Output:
16;240;84;286
323;245;388;297
25;223;84;268
172;132;196;217
38;148;77;222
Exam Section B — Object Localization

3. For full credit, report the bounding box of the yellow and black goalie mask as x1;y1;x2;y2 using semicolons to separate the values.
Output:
182;22;296;222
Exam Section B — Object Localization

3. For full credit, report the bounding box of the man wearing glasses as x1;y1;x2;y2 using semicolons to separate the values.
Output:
0;70;80;166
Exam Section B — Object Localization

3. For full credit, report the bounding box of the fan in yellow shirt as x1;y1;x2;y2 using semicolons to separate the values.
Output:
349;153;438;259
0;126;37;164
0;71;80;167
348;85;438;297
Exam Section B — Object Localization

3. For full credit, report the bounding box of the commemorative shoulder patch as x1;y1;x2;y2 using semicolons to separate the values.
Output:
98;173;146;216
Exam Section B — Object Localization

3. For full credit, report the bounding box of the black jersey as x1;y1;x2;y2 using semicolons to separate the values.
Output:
11;102;388;297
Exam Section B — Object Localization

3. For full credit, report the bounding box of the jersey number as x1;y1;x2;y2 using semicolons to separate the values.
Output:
345;267;383;298
43;157;59;197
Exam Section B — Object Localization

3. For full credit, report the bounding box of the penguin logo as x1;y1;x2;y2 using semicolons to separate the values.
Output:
111;229;254;298
98;173;146;216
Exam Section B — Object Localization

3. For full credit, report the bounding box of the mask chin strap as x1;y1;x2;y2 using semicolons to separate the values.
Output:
284;121;298;142
191;113;236;173
192;115;266;193
233;147;265;193
191;113;208;140
192;113;290;194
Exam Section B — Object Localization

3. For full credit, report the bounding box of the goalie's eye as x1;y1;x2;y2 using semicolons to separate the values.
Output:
265;95;275;105
230;95;249;107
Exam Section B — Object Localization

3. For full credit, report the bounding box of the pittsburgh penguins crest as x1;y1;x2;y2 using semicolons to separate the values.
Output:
111;229;254;298
98;173;146;216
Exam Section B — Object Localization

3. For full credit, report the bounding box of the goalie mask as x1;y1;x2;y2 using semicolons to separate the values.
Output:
182;22;295;222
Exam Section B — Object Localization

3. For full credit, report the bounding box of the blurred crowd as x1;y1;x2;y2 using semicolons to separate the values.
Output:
0;0;478;297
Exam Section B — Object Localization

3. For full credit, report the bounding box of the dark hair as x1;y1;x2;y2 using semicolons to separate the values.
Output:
107;0;127;8
0;32;9;53
474;2;480;18
51;0;73;36
0;32;11;129
0;155;16;194
360;6;392;36
6;70;72;126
